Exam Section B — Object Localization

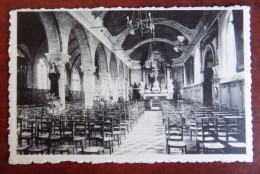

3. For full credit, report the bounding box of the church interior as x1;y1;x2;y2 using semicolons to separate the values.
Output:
16;9;246;155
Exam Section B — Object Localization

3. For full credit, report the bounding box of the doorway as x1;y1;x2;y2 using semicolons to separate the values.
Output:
203;47;214;106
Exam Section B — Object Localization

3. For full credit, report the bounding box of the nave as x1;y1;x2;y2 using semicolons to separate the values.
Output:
113;111;166;155
17;100;246;155
15;9;247;156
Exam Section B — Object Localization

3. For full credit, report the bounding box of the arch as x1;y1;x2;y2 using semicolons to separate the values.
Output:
18;44;31;59
54;12;78;54
110;54;118;78
70;25;92;64
203;44;215;106
95;43;108;73
39;13;61;53
116;19;194;46
126;38;184;55
201;44;215;73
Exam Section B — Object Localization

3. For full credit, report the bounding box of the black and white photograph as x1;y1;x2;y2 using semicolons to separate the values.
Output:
8;7;252;163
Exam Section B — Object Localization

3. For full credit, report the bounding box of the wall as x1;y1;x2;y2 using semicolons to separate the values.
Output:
183;83;203;104
220;80;244;112
182;11;245;113
17;88;49;105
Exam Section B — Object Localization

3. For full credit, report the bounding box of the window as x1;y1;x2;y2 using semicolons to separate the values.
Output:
71;68;81;91
233;10;244;72
37;58;49;89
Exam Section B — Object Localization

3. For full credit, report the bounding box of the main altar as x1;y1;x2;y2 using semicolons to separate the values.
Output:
139;44;174;100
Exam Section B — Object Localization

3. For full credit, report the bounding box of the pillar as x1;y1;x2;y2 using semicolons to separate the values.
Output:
167;68;171;93
80;63;96;108
99;72;109;101
45;52;70;109
112;77;119;102
124;79;129;101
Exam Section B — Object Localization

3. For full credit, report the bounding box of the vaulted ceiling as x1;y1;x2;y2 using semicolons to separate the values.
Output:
98;10;216;66
17;12;46;59
17;10;219;69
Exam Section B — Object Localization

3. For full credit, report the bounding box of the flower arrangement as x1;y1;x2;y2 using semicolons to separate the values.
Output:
46;93;60;114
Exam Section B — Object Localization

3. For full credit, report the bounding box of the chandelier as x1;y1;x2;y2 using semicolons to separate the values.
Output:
126;11;155;36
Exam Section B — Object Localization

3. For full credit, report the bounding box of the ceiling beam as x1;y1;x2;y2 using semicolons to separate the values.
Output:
69;11;132;67
172;11;222;65
114;18;195;47
126;38;185;55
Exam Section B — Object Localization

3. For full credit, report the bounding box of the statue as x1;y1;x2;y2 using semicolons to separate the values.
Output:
152;68;160;93
139;81;145;99
161;79;167;93
168;78;174;94
49;63;60;97
152;79;160;93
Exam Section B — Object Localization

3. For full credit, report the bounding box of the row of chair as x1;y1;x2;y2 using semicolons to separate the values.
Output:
161;102;246;154
17;101;145;155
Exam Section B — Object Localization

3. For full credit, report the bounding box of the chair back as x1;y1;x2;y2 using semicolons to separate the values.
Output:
201;117;217;142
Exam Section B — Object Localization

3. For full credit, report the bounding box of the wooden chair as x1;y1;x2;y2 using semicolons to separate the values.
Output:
103;118;114;154
225;117;246;154
201;117;225;154
52;120;74;155
81;122;105;155
74;119;89;151
110;112;122;147
166;118;186;154
17;120;34;154
27;121;51;154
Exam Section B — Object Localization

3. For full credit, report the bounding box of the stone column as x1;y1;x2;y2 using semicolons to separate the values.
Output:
167;68;174;94
99;72;109;101
142;69;146;84
112;77;119;102
183;65;187;87
45;52;70;109
80;64;96;108
124;79;129;101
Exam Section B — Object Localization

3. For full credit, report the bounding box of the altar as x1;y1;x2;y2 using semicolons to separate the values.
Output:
143;93;170;100
139;47;174;100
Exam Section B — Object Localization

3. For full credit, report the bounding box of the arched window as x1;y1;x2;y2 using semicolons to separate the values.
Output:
71;68;80;91
37;58;49;89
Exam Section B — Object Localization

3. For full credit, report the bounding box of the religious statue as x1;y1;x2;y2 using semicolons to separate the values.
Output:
161;79;167;93
168;78;174;94
139;81;145;98
49;63;60;97
151;67;160;93
152;79;160;93
148;71;155;89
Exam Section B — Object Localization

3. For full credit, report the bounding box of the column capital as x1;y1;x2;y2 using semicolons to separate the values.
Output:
45;52;70;66
80;64;96;75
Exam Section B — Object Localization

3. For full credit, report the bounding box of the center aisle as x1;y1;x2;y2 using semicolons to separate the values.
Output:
113;111;166;155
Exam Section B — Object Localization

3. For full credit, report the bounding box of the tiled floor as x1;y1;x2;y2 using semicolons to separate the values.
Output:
112;111;166;155
17;110;202;155
111;110;199;155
